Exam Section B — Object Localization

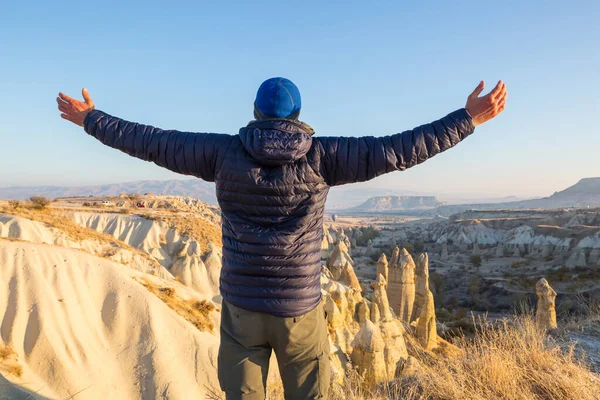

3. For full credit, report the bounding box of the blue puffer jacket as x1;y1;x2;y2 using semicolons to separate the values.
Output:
84;109;474;317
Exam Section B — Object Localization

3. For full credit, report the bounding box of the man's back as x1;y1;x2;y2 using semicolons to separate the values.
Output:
217;119;328;317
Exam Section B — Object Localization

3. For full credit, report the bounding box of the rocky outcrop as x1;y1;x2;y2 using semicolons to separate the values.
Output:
495;243;504;257
372;274;408;379
339;262;362;302
535;278;557;330
512;246;521;257
472;241;480;255
411;253;429;323
324;291;354;354
566;249;587;268
366;239;374;256
589;248;600;264
416;290;437;351
321;234;331;259
541;243;553;258
350;301;387;384
327;240;353;279
170;240;214;295
387;248;416;322
441;242;449;261
376;254;389;286
389;246;400;269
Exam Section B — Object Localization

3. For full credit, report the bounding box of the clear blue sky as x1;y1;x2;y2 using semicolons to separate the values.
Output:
1;1;598;198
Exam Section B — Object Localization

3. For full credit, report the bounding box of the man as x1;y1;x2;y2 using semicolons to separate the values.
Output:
57;77;506;399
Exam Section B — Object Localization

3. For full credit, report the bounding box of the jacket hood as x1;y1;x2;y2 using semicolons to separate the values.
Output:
239;119;315;166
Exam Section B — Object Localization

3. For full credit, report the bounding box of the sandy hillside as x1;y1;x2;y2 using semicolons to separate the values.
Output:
0;240;221;399
0;200;224;399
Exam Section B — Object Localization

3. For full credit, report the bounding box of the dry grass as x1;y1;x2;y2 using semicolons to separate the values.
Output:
0;344;23;378
0;204;160;268
140;278;215;332
146;214;222;254
266;312;600;400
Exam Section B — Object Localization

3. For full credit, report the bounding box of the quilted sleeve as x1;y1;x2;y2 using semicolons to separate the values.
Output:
83;110;233;182
316;108;475;186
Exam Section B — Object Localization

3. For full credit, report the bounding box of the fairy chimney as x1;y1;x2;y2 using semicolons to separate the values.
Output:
387;248;416;322
535;278;557;330
411;253;429;323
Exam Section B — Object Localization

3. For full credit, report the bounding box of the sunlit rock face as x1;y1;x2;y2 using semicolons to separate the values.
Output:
350;301;387;385
411;253;429;323
441;242;449;261
387;248;415;322
372;275;408;379
416;290;438;351
536;278;557;330
376;253;389;286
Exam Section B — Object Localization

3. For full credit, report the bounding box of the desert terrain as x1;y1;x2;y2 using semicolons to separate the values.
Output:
0;191;599;399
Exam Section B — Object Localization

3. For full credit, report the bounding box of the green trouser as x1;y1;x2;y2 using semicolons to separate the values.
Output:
218;300;330;400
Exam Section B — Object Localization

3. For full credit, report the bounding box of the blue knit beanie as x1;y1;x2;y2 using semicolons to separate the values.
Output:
254;77;301;120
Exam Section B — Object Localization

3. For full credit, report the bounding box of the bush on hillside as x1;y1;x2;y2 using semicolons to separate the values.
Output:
29;196;50;210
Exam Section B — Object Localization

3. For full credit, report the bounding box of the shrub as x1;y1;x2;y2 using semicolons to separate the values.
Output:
29;196;50;209
414;241;425;253
126;193;141;201
544;255;554;261
471;255;482;267
402;242;415;254
8;200;21;209
355;226;381;247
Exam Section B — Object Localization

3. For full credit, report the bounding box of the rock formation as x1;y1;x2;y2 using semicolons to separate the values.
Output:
589;247;600;264
203;243;222;292
321;234;331;259
339;263;363;302
350;301;387;384
366;239;374;256
535;278;557;330
541;243;553;258
512;246;521;257
411;253;429;323
441;242;449;261
370;301;381;323
328;338;348;385
376;253;389;287
472;241;480;255
387;248;416;322
327;240;353;279
416;290;437;351
339;229;352;248
325;292;354;354
170;240;214;295
372;274;408;379
495;243;504;257
389;246;400;269
566;248;587;268
345;288;360;332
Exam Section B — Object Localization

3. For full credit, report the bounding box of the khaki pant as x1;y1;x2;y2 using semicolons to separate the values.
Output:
218;300;330;400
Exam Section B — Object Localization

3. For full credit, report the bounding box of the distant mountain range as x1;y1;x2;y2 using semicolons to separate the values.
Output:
0;179;218;204
437;177;600;215
2;177;598;213
350;196;443;212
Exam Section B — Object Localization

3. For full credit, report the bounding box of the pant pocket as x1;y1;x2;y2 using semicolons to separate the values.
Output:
315;350;331;399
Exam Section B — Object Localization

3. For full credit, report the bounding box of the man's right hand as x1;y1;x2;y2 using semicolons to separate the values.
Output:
465;80;507;126
57;88;95;127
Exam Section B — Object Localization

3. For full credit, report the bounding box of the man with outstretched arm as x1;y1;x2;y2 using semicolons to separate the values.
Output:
57;77;506;400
